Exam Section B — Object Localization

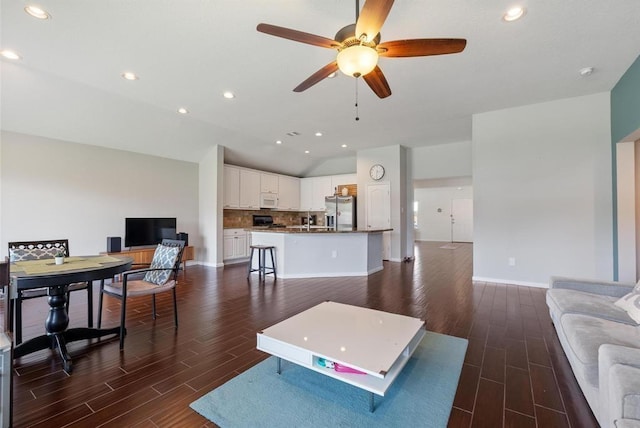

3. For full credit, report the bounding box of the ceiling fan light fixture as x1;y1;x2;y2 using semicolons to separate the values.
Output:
337;45;378;77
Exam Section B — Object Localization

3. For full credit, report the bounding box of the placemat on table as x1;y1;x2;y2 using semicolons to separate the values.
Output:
14;255;123;275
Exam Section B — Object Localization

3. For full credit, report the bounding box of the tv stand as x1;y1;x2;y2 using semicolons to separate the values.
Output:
103;246;195;271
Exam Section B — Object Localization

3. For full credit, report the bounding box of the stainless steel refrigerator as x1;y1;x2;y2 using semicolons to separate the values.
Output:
325;196;356;231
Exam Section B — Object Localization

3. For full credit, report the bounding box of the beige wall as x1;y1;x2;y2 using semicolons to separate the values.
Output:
473;92;613;286
0;131;199;258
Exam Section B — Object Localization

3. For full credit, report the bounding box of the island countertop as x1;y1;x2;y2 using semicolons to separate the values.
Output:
248;228;389;278
246;227;392;234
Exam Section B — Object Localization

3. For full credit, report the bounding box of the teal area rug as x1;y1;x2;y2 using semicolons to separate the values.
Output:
190;331;468;428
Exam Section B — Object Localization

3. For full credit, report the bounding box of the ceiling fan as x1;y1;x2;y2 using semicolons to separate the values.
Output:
257;0;466;99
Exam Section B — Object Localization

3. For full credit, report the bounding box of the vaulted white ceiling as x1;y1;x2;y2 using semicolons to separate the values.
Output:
2;0;639;176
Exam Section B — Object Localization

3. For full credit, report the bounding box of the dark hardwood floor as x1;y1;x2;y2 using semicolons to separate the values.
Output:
5;241;597;427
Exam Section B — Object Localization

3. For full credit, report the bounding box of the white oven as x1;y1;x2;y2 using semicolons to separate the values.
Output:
260;193;278;208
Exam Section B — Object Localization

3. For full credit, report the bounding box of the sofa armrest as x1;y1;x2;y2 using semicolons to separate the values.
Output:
600;345;640;427
550;276;634;298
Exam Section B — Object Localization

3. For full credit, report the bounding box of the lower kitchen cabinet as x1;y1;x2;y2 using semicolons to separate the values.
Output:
223;228;250;262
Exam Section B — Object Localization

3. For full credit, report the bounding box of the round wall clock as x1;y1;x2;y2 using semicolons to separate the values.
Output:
369;164;385;180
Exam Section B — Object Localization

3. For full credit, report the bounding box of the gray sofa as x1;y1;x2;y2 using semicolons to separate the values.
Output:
547;276;640;428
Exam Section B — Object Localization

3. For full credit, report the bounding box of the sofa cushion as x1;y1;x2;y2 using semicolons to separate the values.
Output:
548;289;637;325
560;314;640;389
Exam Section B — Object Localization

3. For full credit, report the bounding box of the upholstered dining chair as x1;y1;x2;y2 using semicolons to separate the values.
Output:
97;239;185;349
7;239;90;344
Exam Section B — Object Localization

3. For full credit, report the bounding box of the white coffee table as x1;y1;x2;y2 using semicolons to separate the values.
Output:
256;301;426;411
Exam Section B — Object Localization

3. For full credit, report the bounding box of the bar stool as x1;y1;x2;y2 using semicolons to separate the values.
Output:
247;245;277;281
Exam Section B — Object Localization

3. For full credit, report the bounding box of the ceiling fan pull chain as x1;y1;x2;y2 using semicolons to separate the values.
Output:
355;78;360;121
355;0;360;21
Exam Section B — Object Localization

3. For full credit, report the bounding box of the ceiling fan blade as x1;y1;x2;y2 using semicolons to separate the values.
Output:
363;66;391;98
378;39;467;57
257;23;340;49
355;0;395;43
294;62;340;92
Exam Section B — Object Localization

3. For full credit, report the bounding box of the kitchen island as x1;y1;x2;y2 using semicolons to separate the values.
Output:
249;228;390;279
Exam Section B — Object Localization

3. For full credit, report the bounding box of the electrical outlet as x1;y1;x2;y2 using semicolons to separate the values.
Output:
331;250;337;258
508;257;516;266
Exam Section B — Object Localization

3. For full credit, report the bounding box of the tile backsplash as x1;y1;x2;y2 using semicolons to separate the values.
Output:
224;209;325;228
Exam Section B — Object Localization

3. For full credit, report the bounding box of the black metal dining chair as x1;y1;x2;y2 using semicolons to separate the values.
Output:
7;240;90;344
97;239;185;349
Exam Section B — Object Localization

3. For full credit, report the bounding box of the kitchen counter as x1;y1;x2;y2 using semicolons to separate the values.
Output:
249;229;390;278
246;227;391;233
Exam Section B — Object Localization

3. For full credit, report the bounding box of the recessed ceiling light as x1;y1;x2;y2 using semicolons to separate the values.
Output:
579;67;594;77
177;107;189;114
223;91;235;99
327;72;337;79
0;50;21;60
121;72;139;81
24;5;50;19
315;132;323;137
503;6;526;22
304;150;310;154
276;140;282;144
341;144;348;148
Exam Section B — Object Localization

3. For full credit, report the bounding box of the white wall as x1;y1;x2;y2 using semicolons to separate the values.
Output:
199;145;224;267
0;131;199;257
414;186;473;241
403;147;414;258
473;92;613;286
411;141;472;180
357;145;409;262
616;141;636;282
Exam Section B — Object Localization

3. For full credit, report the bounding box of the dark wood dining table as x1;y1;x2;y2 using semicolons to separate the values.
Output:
10;255;132;372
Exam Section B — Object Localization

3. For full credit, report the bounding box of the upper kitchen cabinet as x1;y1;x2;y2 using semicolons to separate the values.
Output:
239;169;260;209
223;165;240;209
300;179;313;211
300;176;333;211
260;173;279;194
277;175;300;211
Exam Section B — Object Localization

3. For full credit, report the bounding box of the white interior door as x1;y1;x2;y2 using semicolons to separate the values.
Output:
367;183;391;260
451;198;473;242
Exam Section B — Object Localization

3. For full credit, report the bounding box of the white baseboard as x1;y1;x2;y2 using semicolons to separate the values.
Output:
223;258;249;266
472;276;548;289
258;271;374;279
197;261;224;268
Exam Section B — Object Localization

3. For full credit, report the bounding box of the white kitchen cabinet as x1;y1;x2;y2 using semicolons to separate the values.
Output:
300;178;313;211
299;176;333;211
223;229;248;261
223;165;240;209
312;176;333;210
277;175;300;210
239;169;260;209
260;173;279;194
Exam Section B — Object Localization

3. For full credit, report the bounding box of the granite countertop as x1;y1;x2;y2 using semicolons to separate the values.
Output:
246;227;392;234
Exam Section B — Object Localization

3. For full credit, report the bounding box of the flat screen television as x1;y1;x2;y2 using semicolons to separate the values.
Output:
125;217;177;248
